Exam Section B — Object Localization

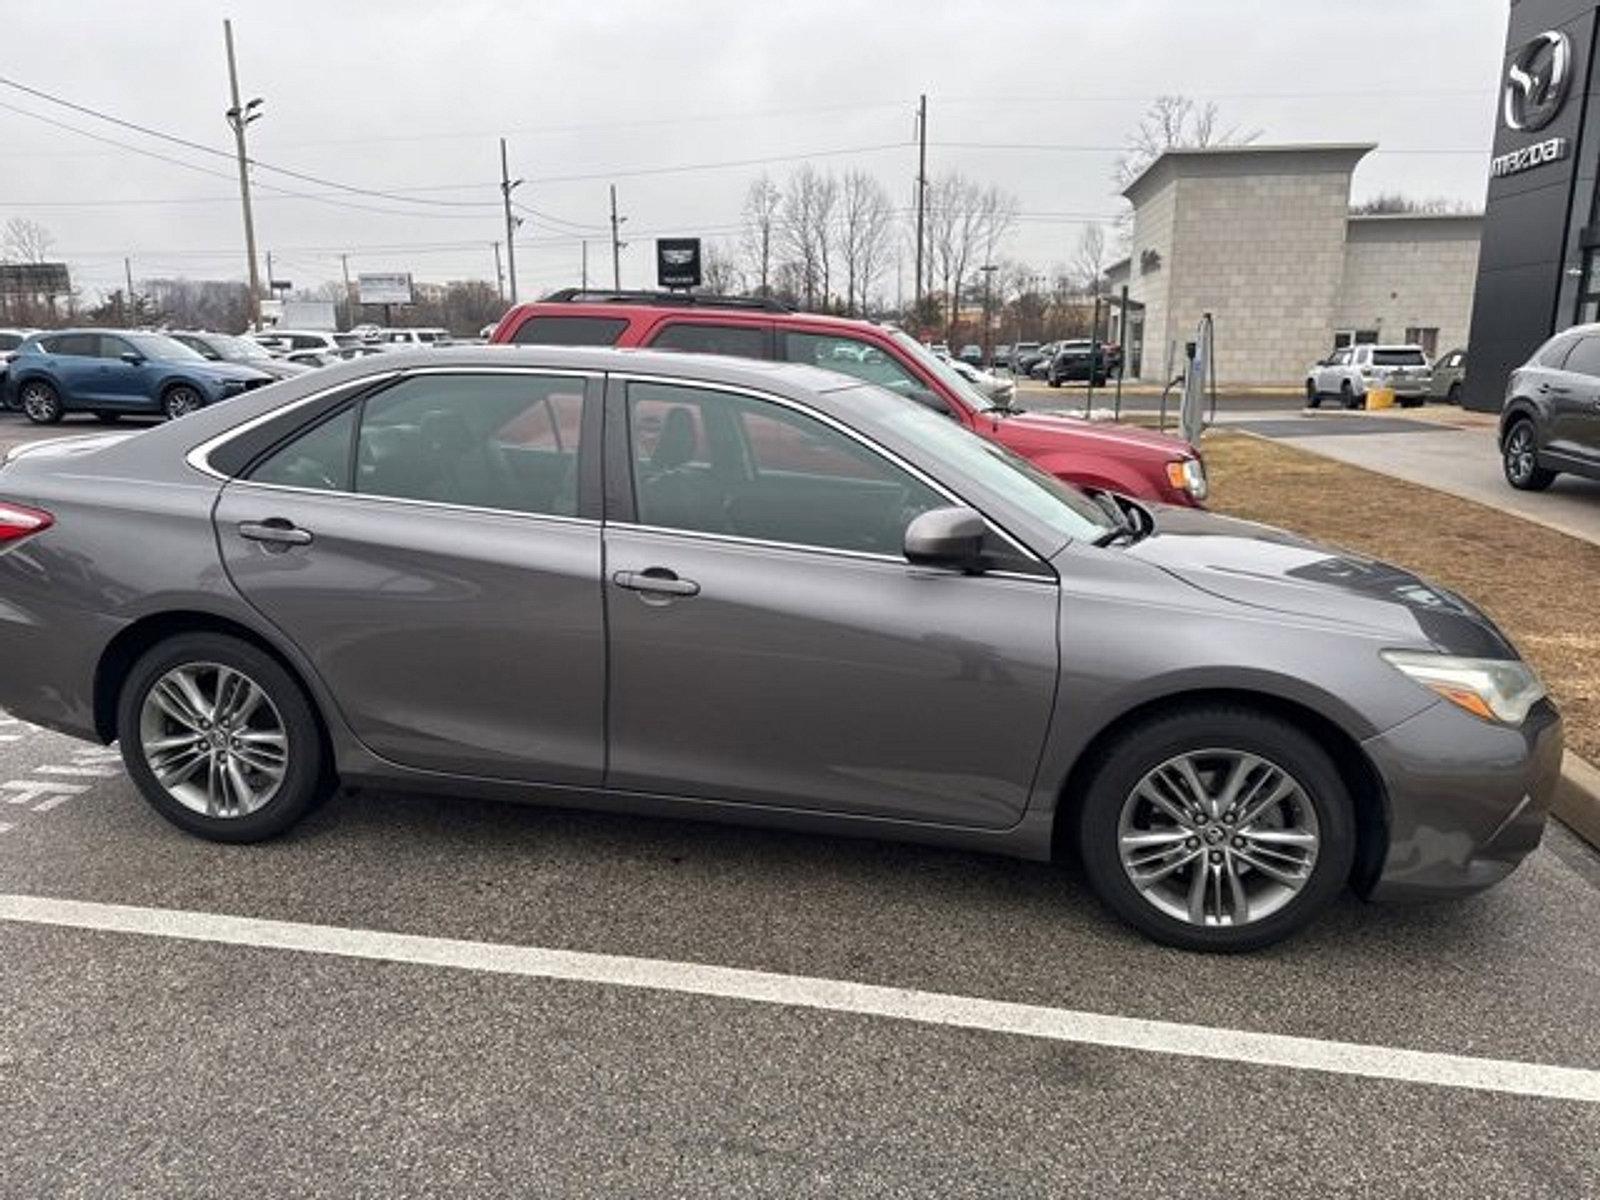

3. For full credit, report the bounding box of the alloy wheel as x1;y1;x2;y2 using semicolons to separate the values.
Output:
21;383;60;423
138;662;288;818
1506;425;1536;485
164;387;202;420
1116;749;1319;928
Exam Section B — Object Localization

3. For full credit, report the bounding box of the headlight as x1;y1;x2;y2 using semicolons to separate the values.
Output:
1165;457;1208;501
1380;650;1546;724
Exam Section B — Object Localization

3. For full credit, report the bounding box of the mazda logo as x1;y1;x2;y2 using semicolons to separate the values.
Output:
1504;29;1571;132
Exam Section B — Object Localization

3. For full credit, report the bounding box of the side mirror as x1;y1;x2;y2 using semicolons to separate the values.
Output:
904;506;987;572
120;351;145;366
907;387;954;417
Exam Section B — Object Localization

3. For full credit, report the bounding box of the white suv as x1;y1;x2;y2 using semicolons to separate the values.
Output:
249;329;362;358
376;327;451;349
1306;344;1433;409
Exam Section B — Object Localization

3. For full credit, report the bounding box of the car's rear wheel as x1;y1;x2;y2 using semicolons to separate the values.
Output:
1339;381;1360;410
1076;706;1355;952
1305;380;1321;408
163;384;204;420
19;380;63;425
118;632;332;842
1503;418;1556;491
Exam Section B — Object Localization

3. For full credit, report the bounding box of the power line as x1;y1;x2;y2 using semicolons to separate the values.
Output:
525;141;910;185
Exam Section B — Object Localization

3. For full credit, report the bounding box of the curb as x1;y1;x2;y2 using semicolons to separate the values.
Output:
1556;752;1600;851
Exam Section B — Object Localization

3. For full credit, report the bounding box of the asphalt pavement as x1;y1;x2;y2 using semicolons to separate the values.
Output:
2;712;1599;1197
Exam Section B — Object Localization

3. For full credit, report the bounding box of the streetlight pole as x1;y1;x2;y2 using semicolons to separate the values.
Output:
914;93;927;312
979;263;998;368
609;185;626;291
223;19;264;331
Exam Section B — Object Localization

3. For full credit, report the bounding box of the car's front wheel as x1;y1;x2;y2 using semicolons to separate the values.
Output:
1503;418;1556;491
118;632;332;842
1305;379;1321;408
19;380;63;425
163;384;205;420
1076;706;1355;952
1339;381;1360;410
1447;382;1462;406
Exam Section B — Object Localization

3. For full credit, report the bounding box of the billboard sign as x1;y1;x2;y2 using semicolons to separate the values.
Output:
357;272;414;305
0;262;70;297
656;238;702;289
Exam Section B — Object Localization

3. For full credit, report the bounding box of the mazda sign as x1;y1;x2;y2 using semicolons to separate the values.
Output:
1503;29;1571;132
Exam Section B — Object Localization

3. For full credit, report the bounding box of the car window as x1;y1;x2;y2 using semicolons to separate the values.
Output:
0;333;25;351
625;380;945;556
1331;349;1352;366
174;334;221;360
1535;334;1579;368
648;321;767;359
96;335;133;359
354;373;588;516
249;407;359;492
1372;349;1427;367
1562;337;1600;378
44;333;98;357
510;315;629;346
779;332;921;395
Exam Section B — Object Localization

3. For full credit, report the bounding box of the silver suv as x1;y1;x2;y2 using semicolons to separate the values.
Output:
1306;344;1432;409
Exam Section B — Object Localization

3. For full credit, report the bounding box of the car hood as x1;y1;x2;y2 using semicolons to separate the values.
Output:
1123;504;1516;656
193;361;275;383
238;358;307;380
997;410;1194;456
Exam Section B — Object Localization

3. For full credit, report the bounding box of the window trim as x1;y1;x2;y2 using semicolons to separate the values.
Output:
603;370;1049;576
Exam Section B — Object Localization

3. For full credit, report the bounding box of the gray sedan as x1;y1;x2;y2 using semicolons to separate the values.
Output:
0;347;1562;950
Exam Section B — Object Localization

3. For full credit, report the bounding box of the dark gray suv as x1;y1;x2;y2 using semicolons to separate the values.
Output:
0;347;1563;951
1501;323;1600;490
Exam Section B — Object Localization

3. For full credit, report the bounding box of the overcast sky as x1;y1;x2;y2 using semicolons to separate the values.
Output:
4;0;1512;300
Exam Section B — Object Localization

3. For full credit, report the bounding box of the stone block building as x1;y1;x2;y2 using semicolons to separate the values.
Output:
1104;144;1482;385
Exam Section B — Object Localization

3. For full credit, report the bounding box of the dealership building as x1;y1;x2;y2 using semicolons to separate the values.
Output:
1105;143;1483;386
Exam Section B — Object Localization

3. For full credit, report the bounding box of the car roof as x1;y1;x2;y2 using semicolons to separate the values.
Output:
506;298;907;338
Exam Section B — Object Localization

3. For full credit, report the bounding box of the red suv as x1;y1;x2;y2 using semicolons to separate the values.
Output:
490;291;1207;506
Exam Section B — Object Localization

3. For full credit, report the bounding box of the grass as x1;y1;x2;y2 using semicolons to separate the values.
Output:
1202;433;1600;762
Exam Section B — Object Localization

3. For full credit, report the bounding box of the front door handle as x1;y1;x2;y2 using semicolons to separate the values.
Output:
612;568;700;597
238;519;313;548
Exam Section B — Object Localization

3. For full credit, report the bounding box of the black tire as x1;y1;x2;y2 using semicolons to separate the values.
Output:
1075;705;1356;953
1399;396;1424;409
1047;375;1061;388
94;412;123;424
1305;380;1321;409
117;632;332;843
1339;381;1360;410
1503;417;1556;491
1447;382;1462;406
18;379;63;425
162;384;205;421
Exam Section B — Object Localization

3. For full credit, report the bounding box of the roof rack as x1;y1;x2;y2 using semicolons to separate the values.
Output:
540;287;791;313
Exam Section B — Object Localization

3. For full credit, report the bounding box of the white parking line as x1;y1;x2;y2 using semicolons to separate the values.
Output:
33;765;120;778
1;781;89;810
3;893;1598;1105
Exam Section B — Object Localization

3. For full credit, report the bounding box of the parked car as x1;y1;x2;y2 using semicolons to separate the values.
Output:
1013;341;1046;375
991;344;1013;370
947;357;1016;406
958;344;983;366
1306;344;1432;409
1500;324;1600;491
376;327;451;349
3;329;275;423
284;350;340;369
250;329;363;358
490;291;1208;506
0;346;1560;950
168;331;310;381
1430;347;1466;405
1047;340;1115;387
1025;342;1062;379
929;341;950;357
0;328;37;410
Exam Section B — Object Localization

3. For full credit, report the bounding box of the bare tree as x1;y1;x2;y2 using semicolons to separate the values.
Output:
927;173;1018;337
1115;95;1261;188
1;218;56;263
838;170;895;315
740;175;782;295
1072;223;1108;294
779;165;838;310
701;240;743;293
1350;192;1474;216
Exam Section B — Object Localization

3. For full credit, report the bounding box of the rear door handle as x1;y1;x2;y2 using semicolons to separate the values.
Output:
238;519;313;547
612;568;700;597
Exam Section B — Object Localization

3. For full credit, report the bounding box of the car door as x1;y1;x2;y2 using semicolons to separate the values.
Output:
42;333;102;404
1546;335;1600;467
602;374;1060;828
95;334;154;410
213;367;607;784
1316;348;1347;393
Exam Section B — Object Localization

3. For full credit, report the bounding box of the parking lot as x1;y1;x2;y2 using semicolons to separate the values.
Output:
2;410;1599;1197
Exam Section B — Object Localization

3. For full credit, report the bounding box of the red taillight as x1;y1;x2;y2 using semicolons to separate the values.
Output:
0;501;52;543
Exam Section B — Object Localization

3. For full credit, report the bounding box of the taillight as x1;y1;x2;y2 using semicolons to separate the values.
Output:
0;501;53;543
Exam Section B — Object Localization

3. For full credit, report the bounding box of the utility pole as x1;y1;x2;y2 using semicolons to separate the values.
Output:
980;262;998;368
609;185;626;291
914;93;927;311
492;242;504;302
265;249;273;290
123;257;135;322
500;138;523;304
223;19;263;331
581;240;589;291
340;253;353;323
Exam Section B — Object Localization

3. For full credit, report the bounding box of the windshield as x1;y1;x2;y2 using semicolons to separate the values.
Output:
863;387;1115;543
207;334;272;360
1373;349;1427;367
130;333;205;361
890;330;1005;412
